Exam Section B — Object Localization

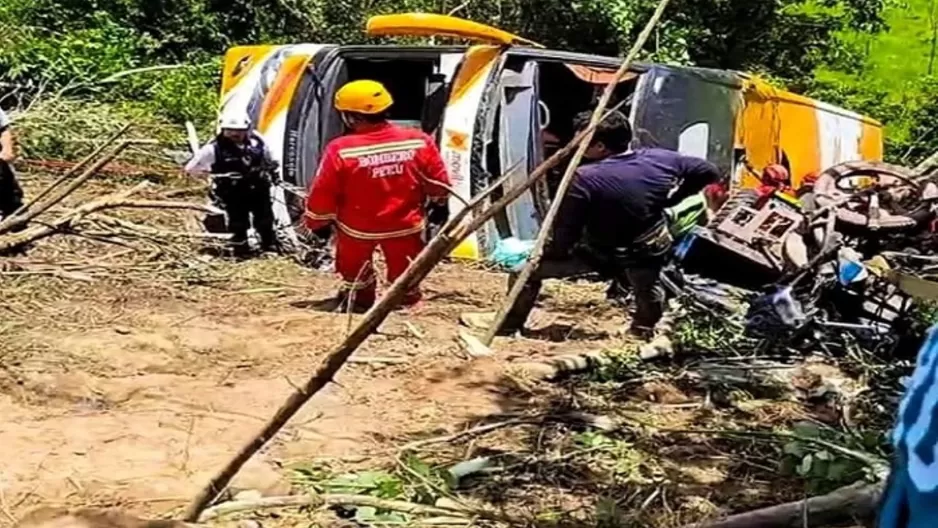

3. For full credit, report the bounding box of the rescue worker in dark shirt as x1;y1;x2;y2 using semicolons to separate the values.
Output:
496;110;721;338
185;112;279;257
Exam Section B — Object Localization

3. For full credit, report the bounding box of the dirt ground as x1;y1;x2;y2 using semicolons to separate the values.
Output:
0;170;887;527
0;169;629;522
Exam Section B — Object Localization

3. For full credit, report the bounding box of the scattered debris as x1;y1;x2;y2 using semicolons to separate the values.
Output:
457;331;493;358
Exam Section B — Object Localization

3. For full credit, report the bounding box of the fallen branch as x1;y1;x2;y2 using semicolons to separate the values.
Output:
656;428;886;472
348;356;409;365
2;124;130;224
0;184;213;252
92;214;229;240
0;138;155;234
198;493;472;522
482;0;673;345
684;482;883;528
914;149;938;176
401;417;535;451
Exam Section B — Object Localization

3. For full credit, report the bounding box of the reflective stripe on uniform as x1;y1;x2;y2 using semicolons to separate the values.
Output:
304;210;336;221
338;139;426;159
336;220;426;240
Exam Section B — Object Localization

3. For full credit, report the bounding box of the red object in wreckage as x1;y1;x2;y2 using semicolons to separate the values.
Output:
755;164;794;207
703;182;729;210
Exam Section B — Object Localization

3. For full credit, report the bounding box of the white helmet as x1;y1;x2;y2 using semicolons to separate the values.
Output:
219;111;251;131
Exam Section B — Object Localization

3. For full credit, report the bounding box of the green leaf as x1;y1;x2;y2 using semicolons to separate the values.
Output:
783;441;807;457
374;476;405;500
793;422;823;439
576;431;612;449
355;505;408;524
407;455;432;477
827;459;854;482
798;454;815;476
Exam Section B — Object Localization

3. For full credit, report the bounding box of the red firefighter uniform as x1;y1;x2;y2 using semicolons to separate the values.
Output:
304;122;451;307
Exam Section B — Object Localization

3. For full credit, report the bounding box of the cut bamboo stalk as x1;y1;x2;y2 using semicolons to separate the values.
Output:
0;137;152;234
0;124;130;232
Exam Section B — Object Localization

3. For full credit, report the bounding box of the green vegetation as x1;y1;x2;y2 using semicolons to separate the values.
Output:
0;0;932;163
811;0;938;161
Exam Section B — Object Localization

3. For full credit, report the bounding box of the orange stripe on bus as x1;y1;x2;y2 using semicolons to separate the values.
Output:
257;55;310;133
449;45;501;104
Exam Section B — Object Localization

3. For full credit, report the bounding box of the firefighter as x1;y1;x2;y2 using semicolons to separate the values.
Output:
0;106;25;223
185;111;278;257
494;110;721;339
304;80;451;311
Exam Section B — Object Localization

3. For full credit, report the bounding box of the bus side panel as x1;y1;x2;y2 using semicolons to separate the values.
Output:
632;67;739;177
737;81;883;190
860;121;885;162
736;86;823;190
777;100;823;190
736;86;785;189
438;45;503;260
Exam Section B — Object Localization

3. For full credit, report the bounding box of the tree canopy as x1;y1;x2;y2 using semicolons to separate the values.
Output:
1;0;933;162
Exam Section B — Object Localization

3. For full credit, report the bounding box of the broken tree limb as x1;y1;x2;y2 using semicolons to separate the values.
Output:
914;149;938;176
401;417;534;451
183;28;661;523
684;482;883;528
0;184;213;252
2;124;131;225
91;214;229;240
0;138;154;234
482;0;673;346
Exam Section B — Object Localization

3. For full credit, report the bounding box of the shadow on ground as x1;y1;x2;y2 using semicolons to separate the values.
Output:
395;342;883;527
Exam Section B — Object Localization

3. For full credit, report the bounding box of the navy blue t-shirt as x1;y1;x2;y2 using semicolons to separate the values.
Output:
548;148;720;256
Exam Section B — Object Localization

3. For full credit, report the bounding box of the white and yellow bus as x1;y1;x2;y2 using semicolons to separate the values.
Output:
218;13;883;259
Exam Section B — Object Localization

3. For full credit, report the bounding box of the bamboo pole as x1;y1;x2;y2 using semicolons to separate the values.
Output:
482;0;673;345
0;125;130;233
914;149;938;176
0;138;152;234
182;36;665;521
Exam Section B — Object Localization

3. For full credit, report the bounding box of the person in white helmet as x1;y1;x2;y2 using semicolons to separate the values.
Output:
185;111;279;257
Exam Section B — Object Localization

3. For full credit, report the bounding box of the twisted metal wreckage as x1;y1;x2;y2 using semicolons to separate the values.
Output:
659;157;938;360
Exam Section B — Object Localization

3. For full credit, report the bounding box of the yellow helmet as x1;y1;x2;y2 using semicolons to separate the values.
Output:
334;80;393;114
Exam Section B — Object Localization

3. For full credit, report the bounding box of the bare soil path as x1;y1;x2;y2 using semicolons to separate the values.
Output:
0;255;625;521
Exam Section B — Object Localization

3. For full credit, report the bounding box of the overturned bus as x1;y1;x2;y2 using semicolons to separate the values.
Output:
218;13;883;259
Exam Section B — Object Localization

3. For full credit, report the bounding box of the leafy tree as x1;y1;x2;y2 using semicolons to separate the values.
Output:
1;0;911;159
